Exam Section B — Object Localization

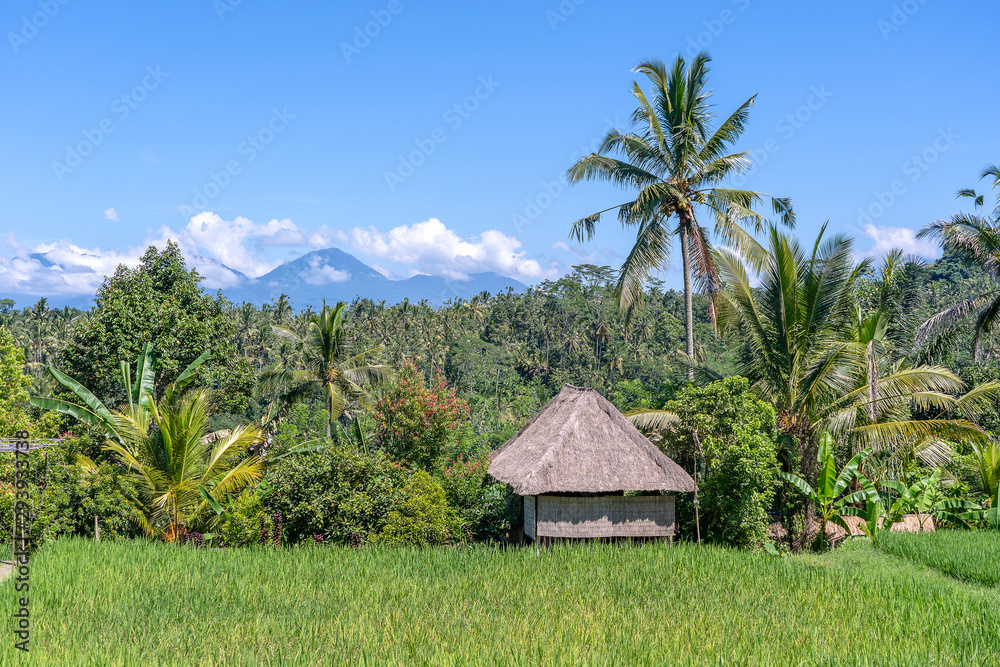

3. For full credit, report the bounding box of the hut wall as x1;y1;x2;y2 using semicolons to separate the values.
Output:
534;494;675;538
524;495;536;539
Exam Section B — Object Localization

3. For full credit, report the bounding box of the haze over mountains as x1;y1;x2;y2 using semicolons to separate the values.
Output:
23;248;528;310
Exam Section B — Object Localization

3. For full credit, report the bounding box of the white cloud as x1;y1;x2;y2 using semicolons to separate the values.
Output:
0;235;143;297
369;264;393;279
348;218;556;281
103;208;119;223
154;213;308;278
307;225;349;248
861;224;940;260
302;264;352;285
300;255;351;285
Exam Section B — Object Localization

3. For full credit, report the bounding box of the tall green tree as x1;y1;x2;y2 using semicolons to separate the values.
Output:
917;165;1000;359
567;53;794;376
259;301;392;437
54;242;254;413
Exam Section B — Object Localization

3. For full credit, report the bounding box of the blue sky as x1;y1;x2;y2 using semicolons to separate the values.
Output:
2;0;998;303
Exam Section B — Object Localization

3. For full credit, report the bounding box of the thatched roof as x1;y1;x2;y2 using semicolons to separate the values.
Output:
489;384;696;495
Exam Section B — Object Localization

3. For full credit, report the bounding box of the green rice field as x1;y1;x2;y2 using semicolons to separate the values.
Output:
0;537;998;665
875;529;1000;587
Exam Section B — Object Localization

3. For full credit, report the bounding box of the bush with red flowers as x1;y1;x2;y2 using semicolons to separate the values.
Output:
374;360;471;471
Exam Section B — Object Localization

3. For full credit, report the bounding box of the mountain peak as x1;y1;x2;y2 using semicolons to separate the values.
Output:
222;248;525;307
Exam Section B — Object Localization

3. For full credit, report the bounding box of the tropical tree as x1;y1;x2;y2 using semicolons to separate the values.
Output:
917;164;1000;358
710;225;998;475
566;53;794;376
259;301;392;437
54;242;254;412
104;385;264;541
628;377;779;549
779;433;876;549
30;343;209;446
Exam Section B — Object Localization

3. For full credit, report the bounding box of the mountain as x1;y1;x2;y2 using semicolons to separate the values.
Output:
220;248;527;307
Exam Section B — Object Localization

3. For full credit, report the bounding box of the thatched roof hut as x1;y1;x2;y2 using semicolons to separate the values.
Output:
489;384;696;541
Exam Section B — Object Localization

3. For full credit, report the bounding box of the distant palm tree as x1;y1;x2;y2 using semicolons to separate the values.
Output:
917;165;1000;358
269;293;293;326
567;53;794;377
259;301;393;437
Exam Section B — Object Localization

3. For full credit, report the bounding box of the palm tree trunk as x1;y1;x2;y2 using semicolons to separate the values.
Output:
679;225;695;381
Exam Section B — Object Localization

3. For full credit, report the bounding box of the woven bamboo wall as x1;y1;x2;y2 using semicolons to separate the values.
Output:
533;494;675;538
524;495;536;538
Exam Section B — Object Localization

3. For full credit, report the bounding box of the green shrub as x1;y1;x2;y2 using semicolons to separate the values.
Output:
0;440;143;544
222;490;273;547
376;471;460;546
263;445;407;545
440;456;508;541
661;377;779;550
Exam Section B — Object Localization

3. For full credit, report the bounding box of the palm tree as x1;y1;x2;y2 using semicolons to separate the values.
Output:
710;225;997;475
567;53;794;376
970;442;1000;498
917;165;1000;358
269;293;293;326
105;386;264;542
259;301;392;437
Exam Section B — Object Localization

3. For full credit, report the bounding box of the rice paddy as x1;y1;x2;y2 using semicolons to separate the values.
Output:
875;529;1000;587
0;537;998;665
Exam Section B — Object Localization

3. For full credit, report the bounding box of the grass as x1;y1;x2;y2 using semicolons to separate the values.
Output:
875;529;1000;587
0;538;997;665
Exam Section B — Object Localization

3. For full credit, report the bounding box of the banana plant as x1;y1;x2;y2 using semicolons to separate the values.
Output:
30;344;210;445
958;480;1000;529
779;432;878;549
879;469;981;530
